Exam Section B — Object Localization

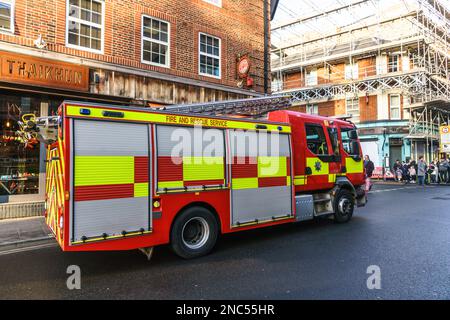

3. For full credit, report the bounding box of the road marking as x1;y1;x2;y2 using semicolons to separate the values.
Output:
0;242;57;256
370;185;435;193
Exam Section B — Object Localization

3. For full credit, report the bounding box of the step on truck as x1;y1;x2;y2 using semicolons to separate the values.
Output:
22;97;366;259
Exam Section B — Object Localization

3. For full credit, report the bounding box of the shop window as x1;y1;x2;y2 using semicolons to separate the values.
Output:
390;94;401;119
0;0;13;33
67;0;104;52
305;124;329;155
142;16;170;67
199;33;221;78
346;97;360;123
1;96;41;196
0;94;62;197
306;104;318;115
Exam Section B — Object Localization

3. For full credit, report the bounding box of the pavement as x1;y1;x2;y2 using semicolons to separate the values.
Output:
0;216;52;251
0;182;450;299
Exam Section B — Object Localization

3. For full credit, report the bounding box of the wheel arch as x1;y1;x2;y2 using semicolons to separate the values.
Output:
334;176;356;197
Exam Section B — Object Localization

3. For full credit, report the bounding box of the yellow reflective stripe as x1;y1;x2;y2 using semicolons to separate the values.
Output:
258;156;287;177
287;176;291;186
134;183;148;197
345;157;364;173
294;176;307;186
328;174;336;183
306;157;329;175
74;156;134;186
158;181;184;189
183;157;224;181
58;138;65;175
232;177;258;190
66;105;291;133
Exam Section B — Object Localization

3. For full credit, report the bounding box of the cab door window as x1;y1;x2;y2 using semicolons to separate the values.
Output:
305;124;329;155
327;127;340;156
341;128;360;156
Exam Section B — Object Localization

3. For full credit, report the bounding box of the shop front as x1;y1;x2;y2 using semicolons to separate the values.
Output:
0;51;92;217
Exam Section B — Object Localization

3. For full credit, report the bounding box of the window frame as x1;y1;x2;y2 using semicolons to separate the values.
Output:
65;0;105;54
202;0;222;7
305;69;318;86
345;63;359;80
390;94;401;120
198;32;221;79
0;0;14;34
141;14;170;68
306;104;318;115
345;97;360;123
340;127;360;157
388;55;400;73
305;123;330;156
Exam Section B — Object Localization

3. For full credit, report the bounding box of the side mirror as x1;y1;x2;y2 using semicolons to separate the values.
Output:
349;129;358;140
351;141;361;161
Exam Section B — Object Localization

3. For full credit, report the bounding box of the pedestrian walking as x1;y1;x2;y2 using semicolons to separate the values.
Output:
396;166;403;182
430;161;438;184
417;157;427;186
438;157;449;184
393;160;401;182
401;161;410;184
409;161;416;183
364;155;374;199
447;158;450;184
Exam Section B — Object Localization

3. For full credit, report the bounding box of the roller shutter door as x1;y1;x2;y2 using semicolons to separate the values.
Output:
229;130;293;226
71;120;151;243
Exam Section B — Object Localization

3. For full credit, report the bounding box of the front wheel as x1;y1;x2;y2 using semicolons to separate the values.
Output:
170;206;219;259
333;189;354;223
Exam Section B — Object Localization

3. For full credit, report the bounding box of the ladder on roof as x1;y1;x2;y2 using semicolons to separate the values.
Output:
162;95;292;116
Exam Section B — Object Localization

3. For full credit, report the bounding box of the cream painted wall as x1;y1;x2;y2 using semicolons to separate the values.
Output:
377;93;389;120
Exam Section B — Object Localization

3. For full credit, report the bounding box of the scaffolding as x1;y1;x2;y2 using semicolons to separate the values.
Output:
271;0;450;161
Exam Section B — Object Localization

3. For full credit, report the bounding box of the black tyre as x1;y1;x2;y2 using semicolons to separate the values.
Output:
333;189;354;223
170;206;219;259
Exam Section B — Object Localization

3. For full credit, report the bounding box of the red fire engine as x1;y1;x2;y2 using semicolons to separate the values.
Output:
21;96;366;259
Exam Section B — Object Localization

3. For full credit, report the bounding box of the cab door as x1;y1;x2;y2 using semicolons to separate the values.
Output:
339;126;364;185
303;122;337;191
326;124;342;184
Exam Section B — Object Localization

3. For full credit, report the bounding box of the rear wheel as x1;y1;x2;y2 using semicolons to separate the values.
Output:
333;189;354;223
170;206;219;259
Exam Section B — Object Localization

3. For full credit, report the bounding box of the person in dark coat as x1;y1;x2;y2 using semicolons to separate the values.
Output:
364;155;375;196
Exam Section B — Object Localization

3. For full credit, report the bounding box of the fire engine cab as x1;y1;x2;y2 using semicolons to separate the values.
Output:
22;96;366;259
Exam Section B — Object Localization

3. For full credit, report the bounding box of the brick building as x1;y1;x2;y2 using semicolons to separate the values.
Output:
0;0;271;216
271;0;449;173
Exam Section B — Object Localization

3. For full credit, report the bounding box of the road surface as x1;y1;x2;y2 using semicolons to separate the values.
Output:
1;183;450;299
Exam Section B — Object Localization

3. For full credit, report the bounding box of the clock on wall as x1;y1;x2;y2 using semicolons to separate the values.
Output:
237;55;251;78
